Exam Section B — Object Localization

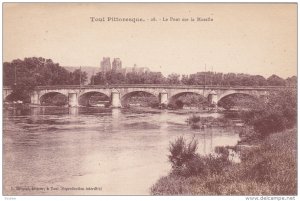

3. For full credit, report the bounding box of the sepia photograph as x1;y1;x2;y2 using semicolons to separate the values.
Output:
2;2;297;198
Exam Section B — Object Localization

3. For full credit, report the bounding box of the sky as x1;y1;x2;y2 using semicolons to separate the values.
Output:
3;3;297;78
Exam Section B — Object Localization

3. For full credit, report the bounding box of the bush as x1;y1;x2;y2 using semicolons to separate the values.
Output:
183;155;207;176
151;129;297;195
168;137;231;177
238;89;296;140
168;137;198;168
253;112;286;138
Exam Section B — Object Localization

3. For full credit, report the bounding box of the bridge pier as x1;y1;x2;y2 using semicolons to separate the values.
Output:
111;91;121;108
208;91;218;106
30;91;40;105
68;93;78;107
159;92;168;105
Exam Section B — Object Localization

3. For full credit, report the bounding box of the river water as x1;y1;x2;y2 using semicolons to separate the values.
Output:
3;107;240;195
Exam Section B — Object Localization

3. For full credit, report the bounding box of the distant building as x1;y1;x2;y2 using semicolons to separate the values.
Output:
112;58;122;72
100;57;150;75
100;57;111;72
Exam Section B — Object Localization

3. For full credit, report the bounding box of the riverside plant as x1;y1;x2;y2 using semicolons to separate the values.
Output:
168;136;231;177
151;129;297;195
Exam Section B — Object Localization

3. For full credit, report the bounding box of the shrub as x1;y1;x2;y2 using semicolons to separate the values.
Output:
253;112;286;138
184;155;208;176
168;137;231;177
168;136;198;168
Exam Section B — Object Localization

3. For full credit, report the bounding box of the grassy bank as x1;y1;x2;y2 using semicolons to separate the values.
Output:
150;127;297;195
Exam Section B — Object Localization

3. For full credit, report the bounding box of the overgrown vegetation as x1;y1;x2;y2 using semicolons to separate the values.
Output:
168;137;231;178
240;89;296;139
151;89;297;195
151;128;296;195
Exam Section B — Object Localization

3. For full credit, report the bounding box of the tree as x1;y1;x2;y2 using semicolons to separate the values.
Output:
286;76;297;86
167;73;181;85
181;75;190;85
68;69;88;85
92;72;107;85
267;74;286;86
3;57;88;101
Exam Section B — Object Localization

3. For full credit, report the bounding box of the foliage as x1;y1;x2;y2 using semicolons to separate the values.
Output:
151;87;297;195
167;73;181;85
267;74;286;86
3;57;88;101
179;72;294;86
151;129;297;195
168;137;198;169
168;137;231;177
89;69;295;86
91;70;166;85
239;89;297;138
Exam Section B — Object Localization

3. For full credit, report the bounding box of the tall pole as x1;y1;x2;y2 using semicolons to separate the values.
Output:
204;64;206;88
92;70;95;85
211;66;213;86
79;66;82;91
14;65;17;86
203;64;206;96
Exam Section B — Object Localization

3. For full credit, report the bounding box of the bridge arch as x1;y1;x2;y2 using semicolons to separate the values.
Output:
121;91;159;107
39;90;69;98
4;93;31;103
169;91;205;100
217;91;258;103
217;92;259;110
78;91;110;107
169;92;208;109
3;88;13;101
39;92;68;106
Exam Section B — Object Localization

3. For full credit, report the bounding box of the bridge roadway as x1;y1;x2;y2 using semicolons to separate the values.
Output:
3;84;294;107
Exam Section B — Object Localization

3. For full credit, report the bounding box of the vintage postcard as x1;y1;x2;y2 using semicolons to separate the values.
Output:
2;3;297;198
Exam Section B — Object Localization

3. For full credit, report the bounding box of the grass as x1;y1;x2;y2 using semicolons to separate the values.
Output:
150;128;297;195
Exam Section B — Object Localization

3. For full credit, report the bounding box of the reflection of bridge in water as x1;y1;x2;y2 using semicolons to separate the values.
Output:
3;84;294;107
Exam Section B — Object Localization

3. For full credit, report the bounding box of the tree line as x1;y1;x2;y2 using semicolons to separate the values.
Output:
3;57;296;101
91;71;296;86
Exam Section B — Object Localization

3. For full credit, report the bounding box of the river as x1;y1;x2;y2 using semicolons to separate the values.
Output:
3;106;240;195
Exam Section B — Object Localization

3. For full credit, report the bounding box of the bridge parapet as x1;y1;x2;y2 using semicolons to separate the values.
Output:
33;84;295;91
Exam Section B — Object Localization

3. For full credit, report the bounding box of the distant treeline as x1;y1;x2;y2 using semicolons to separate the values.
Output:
4;57;296;89
91;70;296;86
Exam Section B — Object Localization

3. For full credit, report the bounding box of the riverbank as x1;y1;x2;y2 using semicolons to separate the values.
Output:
150;127;297;195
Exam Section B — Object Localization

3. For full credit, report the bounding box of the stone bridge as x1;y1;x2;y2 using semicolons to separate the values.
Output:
3;85;292;107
